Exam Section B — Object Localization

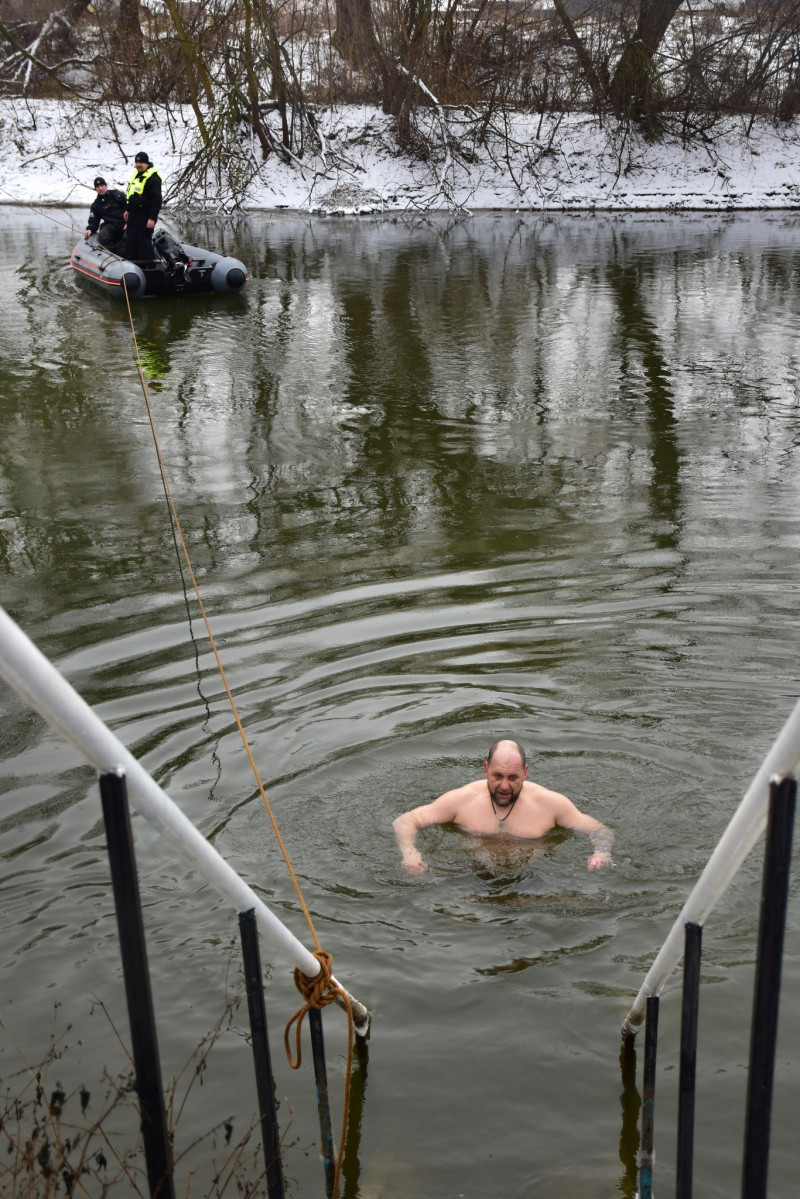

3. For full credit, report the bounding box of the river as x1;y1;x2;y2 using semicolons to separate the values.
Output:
1;206;799;1197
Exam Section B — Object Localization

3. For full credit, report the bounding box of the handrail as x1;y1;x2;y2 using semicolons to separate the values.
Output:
622;695;800;1036
0;603;369;1033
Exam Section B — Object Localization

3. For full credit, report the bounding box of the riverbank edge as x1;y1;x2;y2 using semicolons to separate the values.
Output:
5;201;800;215
2;100;800;214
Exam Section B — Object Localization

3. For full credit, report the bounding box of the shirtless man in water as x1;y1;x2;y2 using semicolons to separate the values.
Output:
393;739;613;874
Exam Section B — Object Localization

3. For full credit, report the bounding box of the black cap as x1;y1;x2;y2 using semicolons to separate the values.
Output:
134;151;150;164
93;176;106;187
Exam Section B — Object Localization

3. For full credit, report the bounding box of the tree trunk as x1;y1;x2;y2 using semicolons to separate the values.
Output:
332;0;382;72
384;0;433;142
551;0;605;112
162;0;214;106
637;0;684;56
116;0;142;52
608;0;683;124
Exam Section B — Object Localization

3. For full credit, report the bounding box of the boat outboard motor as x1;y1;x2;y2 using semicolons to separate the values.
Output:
153;228;188;267
153;228;191;288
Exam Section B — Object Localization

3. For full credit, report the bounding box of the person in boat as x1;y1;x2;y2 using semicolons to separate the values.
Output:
123;150;163;263
392;738;614;875
85;176;126;249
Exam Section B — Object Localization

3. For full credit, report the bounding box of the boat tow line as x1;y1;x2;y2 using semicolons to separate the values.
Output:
118;271;363;1199
6;182;362;1195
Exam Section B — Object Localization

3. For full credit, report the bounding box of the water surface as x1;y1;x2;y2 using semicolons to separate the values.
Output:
1;207;800;1197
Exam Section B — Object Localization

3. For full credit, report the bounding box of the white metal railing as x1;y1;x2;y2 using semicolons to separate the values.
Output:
622;695;800;1036
0;603;368;1031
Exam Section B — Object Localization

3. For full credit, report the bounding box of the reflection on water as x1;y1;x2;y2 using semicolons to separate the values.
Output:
619;1041;642;1199
1;208;800;1197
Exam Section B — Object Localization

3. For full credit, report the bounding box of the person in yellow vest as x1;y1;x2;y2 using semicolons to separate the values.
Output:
123;151;163;263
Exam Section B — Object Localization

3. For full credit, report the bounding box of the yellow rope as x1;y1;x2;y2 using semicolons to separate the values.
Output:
120;272;322;952
285;950;355;1199
11;180;362;1199
119;273;355;1199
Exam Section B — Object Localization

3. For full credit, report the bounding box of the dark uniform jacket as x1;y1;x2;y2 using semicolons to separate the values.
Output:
87;189;126;233
126;168;163;223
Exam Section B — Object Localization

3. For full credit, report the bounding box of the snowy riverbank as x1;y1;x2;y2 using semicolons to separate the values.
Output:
2;99;800;214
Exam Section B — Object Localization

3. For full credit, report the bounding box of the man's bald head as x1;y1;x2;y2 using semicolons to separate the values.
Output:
486;739;527;770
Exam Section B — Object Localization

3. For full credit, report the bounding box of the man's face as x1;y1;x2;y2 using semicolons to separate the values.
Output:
95;184;107;195
135;159;148;173
484;751;527;807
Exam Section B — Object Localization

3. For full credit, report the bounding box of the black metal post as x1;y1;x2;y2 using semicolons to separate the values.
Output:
238;910;285;1199
638;994;659;1199
676;921;703;1199
741;776;796;1199
308;1007;336;1198
99;771;175;1199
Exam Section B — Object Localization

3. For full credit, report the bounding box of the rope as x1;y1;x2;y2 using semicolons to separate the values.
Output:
284;950;355;1199
119;271;323;953
0;183;84;234
118;272;355;1199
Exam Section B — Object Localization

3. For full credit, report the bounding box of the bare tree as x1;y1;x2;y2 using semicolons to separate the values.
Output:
551;0;606;110
0;0;90;92
332;0;384;73
161;0;214;143
116;0;142;50
607;0;683;124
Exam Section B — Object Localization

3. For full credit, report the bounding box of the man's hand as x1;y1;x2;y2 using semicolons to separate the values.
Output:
588;823;613;870
400;849;427;876
146;218;155;229
85;228;91;238
588;851;611;871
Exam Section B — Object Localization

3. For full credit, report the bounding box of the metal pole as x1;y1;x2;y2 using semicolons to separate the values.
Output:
308;1008;336;1198
676;921;702;1199
741;775;796;1199
100;771;175;1199
238;910;285;1199
622;698;800;1038
638;995;659;1199
0;603;369;1035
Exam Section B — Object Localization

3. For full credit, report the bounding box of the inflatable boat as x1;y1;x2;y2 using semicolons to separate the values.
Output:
70;228;249;299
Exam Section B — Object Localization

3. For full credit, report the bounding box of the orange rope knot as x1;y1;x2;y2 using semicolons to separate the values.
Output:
284;949;345;1070
294;949;337;1008
283;948;356;1199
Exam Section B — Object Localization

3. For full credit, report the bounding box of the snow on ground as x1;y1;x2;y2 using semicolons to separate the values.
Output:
1;98;799;213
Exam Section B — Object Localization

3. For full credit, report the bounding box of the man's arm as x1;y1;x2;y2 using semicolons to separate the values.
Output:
392;788;465;875
145;175;162;224
550;792;614;871
110;190;127;220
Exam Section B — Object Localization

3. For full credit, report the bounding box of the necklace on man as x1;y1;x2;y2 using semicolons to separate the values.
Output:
490;793;518;830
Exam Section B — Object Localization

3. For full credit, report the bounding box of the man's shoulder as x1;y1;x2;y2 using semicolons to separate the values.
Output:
427;779;485;812
523;780;568;806
454;778;488;796
446;779;488;809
